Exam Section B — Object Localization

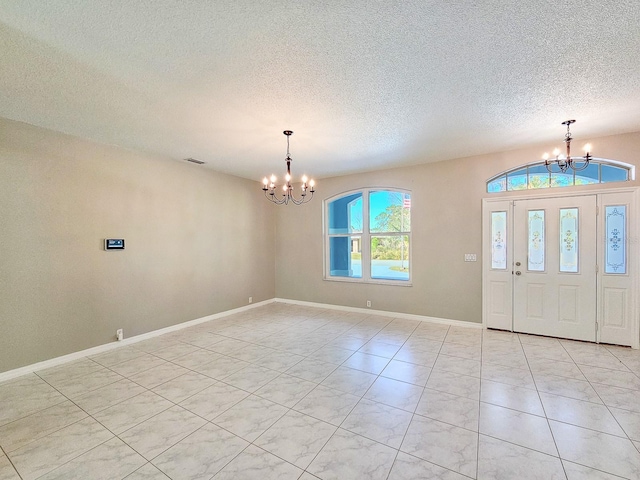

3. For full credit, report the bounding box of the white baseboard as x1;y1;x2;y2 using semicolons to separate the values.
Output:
0;299;275;383
274;298;483;329
1;297;480;384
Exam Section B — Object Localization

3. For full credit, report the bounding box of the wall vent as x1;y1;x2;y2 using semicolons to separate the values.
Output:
184;157;205;165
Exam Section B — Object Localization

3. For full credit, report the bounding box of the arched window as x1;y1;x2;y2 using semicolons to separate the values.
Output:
325;189;411;284
487;159;634;193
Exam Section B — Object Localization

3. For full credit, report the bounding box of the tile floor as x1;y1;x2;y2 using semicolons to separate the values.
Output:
1;303;640;479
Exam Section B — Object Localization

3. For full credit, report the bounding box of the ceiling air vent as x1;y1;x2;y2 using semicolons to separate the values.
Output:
184;157;205;165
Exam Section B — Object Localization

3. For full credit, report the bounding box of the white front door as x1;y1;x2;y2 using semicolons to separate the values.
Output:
484;190;638;347
512;196;597;341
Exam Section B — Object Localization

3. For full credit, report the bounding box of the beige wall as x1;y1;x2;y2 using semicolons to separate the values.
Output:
0;118;275;373
2;116;638;373
275;131;640;323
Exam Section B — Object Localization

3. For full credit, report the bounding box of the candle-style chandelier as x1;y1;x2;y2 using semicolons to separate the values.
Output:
543;119;592;173
262;130;315;205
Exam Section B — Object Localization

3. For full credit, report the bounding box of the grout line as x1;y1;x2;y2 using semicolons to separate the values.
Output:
526;336;568;479
382;325;452;480
4;304;640;479
0;445;24;480
475;327;484;479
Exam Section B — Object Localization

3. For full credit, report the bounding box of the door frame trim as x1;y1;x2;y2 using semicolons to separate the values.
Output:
482;186;639;349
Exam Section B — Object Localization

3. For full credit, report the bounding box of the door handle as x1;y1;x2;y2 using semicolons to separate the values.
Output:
515;262;521;266
515;271;522;276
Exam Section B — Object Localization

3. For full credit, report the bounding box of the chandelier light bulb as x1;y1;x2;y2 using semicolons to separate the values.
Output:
282;184;288;192
270;174;276;183
542;153;549;160
309;179;315;187
553;148;560;157
285;173;291;182
262;177;268;185
302;175;308;183
584;143;592;154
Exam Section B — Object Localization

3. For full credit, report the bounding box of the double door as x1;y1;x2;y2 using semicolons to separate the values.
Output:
484;191;635;346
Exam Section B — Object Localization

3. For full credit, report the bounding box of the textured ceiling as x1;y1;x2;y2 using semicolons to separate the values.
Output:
1;1;640;180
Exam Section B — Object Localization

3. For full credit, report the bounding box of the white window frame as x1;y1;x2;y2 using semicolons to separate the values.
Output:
323;188;412;286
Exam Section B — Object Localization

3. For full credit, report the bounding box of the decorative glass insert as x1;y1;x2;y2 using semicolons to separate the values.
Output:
506;168;527;191
487;177;506;193
487;160;631;193
491;212;507;269
371;235;410;281
559;208;579;273
528;210;545;271
528;165;550;189
605;205;626;274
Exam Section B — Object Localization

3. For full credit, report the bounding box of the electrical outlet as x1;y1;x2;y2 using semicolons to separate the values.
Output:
249;296;253;304
366;300;371;308
116;329;123;341
464;253;477;262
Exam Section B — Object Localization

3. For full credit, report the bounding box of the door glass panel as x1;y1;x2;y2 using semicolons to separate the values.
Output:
559;208;579;273
528;210;545;271
491;211;507;269
605;205;626;274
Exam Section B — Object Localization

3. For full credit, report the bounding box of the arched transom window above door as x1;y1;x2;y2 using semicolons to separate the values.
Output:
487;159;634;193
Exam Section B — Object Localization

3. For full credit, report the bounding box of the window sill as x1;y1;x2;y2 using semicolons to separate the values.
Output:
323;277;412;287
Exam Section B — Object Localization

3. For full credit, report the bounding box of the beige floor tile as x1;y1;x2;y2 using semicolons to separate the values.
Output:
118;406;206;460
151;423;248;479
478;435;565;480
479;403;557;456
0;400;87;452
401;415;477;478
5;305;640;480
308;429;396;480
8;417;113;480
550;420;640;479
255;410;337;469
212;395;288;442
37;437;145;480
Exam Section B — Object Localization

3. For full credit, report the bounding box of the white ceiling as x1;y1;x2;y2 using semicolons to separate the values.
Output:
1;1;640;180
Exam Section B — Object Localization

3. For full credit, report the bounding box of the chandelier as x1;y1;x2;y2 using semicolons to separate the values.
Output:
543;120;592;173
262;130;315;205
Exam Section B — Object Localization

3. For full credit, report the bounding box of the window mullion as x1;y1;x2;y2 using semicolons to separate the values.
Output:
362;189;371;281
